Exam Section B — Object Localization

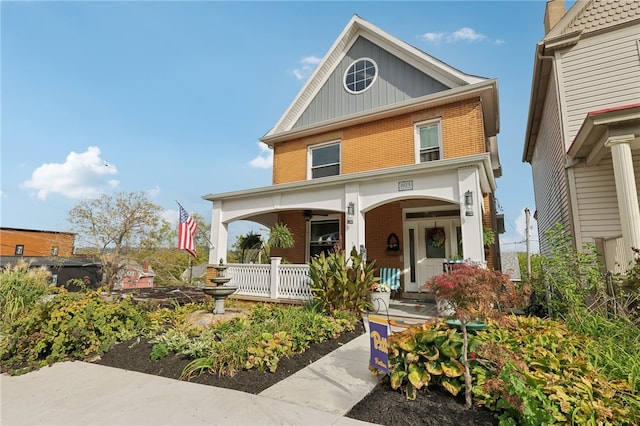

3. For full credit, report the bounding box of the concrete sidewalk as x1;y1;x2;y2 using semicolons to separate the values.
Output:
1;359;374;426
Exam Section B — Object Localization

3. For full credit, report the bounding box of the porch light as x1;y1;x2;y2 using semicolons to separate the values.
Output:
347;202;355;224
465;191;474;216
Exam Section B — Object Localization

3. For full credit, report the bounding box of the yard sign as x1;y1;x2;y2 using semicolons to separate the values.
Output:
369;314;389;374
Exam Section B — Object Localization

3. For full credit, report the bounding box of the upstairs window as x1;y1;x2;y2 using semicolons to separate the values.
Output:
309;142;340;179
15;245;24;256
51;246;59;256
344;58;377;94
415;120;442;163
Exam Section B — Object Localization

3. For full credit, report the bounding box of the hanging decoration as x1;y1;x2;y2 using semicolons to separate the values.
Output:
427;227;446;248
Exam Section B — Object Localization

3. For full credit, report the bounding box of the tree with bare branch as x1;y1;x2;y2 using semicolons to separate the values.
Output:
67;191;170;291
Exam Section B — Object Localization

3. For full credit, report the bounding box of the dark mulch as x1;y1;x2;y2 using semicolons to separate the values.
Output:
93;320;498;425
93;322;366;394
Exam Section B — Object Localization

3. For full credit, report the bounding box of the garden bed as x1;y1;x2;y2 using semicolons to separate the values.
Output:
93;320;497;425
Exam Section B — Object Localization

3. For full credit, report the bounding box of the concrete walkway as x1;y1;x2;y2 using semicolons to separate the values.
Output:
1;300;436;426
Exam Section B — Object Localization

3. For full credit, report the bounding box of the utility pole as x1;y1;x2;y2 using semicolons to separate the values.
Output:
525;207;531;278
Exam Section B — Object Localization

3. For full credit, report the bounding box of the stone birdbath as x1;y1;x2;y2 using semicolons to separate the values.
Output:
202;260;237;314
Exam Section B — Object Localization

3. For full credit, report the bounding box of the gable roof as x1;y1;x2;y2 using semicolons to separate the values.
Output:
546;0;639;39
264;15;489;140
523;0;640;162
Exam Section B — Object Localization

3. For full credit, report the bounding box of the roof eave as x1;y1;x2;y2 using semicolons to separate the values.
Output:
203;153;496;202
262;80;498;146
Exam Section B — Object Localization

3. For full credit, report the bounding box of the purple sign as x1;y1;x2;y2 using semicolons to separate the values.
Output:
369;315;389;374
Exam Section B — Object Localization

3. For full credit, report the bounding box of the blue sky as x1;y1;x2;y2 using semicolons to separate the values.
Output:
1;1;571;252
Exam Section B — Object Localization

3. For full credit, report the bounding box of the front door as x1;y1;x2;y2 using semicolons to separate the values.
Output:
404;219;460;292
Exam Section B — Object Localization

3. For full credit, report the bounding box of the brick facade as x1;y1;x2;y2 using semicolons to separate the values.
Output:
272;98;486;185
0;228;75;257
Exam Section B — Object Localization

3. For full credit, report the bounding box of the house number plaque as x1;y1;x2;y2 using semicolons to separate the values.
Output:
398;180;413;191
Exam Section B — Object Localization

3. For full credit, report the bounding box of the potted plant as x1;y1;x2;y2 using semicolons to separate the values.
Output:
368;282;391;313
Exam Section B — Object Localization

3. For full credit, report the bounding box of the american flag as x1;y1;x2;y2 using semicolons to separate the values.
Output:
178;205;197;257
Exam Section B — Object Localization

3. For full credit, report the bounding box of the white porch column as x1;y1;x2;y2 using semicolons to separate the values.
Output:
209;202;228;264
458;166;484;263
605;135;640;261
344;183;364;255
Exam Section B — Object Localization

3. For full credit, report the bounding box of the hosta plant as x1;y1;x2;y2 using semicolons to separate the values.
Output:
473;316;638;425
385;319;481;401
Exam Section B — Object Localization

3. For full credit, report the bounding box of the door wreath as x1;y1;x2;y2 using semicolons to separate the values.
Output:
427;228;446;248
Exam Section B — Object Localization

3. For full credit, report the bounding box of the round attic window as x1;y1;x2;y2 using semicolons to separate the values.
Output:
343;58;377;94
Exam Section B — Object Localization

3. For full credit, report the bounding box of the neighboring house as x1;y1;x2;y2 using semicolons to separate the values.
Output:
523;0;640;274
204;15;503;294
0;227;102;287
114;261;155;290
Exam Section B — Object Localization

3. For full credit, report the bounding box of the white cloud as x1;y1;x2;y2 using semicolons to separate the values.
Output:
422;27;499;44
22;146;119;200
249;142;273;169
421;32;445;43
162;209;179;227
146;185;161;197
501;208;539;253
448;27;486;42
292;56;321;81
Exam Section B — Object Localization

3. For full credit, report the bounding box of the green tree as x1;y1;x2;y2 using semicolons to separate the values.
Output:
67;191;171;291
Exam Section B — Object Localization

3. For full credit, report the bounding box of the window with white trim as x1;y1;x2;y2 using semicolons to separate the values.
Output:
343;58;378;94
415;120;442;163
309;142;340;179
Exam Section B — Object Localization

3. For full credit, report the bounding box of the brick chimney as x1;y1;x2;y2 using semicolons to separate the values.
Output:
544;0;566;34
142;262;149;273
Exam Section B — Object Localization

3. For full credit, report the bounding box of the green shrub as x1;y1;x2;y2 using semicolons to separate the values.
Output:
307;247;376;314
0;288;147;374
0;261;53;325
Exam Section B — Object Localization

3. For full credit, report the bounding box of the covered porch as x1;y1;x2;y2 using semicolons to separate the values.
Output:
204;153;496;296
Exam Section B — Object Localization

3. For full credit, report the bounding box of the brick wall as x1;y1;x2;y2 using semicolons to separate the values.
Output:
364;202;405;275
0;228;75;257
272;98;486;184
268;211;309;264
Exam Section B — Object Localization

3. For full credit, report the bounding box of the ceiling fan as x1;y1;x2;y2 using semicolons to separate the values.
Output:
303;209;330;221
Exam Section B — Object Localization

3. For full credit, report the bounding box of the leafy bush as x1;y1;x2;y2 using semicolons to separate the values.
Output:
0;288;147;374
307;247;377;314
474;316;638;425
386;316;639;424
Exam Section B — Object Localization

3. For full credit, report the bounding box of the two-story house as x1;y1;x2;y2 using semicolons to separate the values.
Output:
523;0;640;273
204;15;503;294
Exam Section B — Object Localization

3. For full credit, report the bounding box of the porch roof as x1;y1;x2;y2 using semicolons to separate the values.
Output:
568;103;640;166
202;153;496;203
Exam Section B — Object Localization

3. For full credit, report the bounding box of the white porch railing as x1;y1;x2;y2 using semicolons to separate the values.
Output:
226;257;312;302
